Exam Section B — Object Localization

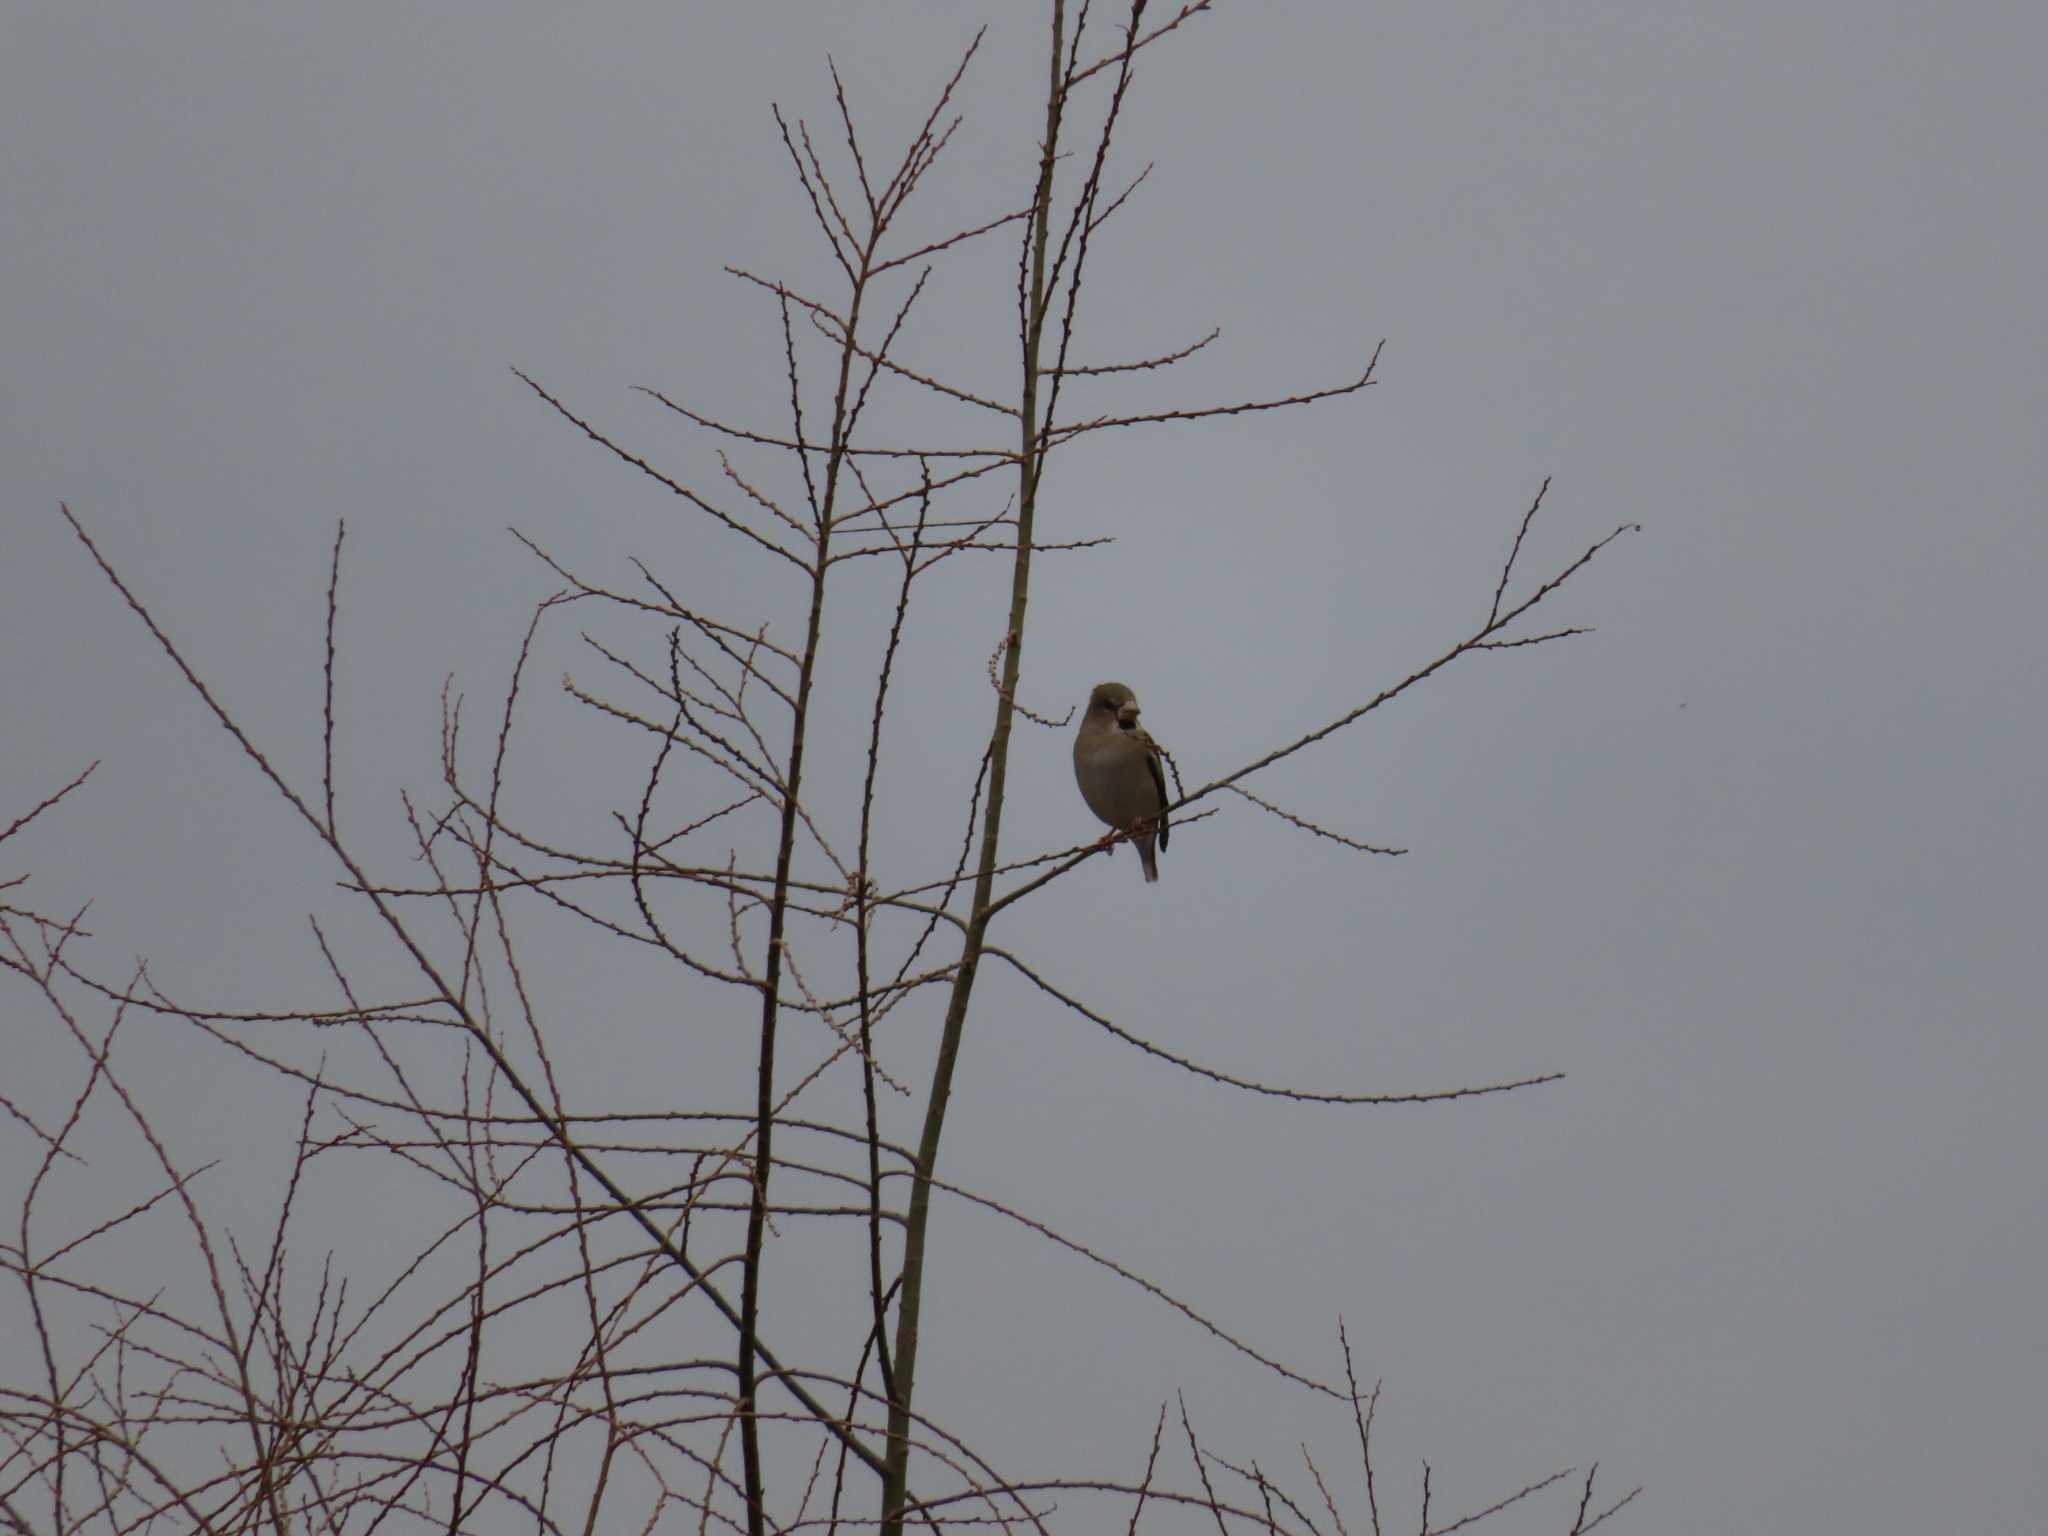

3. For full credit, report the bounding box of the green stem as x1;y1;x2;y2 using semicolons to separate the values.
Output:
879;7;1066;1529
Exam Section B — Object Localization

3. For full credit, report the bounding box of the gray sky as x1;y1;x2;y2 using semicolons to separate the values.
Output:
5;4;2045;1532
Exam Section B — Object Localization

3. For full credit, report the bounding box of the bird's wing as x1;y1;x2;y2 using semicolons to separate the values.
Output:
1142;733;1170;851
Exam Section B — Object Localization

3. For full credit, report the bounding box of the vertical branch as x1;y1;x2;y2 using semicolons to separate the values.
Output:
322;520;345;835
733;397;828;1536
738;120;897;1536
855;469;934;1411
445;1183;492;1535
883;3;1086;1528
1340;1321;1383;1536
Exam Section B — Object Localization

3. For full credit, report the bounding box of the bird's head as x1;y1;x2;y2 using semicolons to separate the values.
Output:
1088;681;1142;730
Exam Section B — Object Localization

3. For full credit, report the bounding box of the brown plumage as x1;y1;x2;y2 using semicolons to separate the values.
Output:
1072;681;1170;883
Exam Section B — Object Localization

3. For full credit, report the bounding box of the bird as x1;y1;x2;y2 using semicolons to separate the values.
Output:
1073;681;1170;883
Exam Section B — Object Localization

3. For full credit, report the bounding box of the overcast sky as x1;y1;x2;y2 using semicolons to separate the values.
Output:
4;4;2045;1533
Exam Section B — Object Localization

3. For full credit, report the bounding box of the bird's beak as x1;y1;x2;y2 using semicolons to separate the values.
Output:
1116;702;1140;728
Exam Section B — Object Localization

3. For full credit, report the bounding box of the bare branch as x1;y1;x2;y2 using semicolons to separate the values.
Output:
1426;1467;1574;1535
322;520;344;834
511;370;813;574
1044;345;1381;447
1070;1;1216;86
1221;785;1406;857
1488;478;1548;627
0;760;99;846
987;946;1563;1107
1053;326;1220;377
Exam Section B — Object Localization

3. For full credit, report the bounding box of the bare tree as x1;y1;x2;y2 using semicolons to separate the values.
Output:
3;6;1638;1533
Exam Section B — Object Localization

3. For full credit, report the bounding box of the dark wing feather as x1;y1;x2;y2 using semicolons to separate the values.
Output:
1145;742;1170;851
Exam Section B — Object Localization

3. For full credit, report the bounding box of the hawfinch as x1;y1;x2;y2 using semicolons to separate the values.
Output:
1073;681;1170;882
